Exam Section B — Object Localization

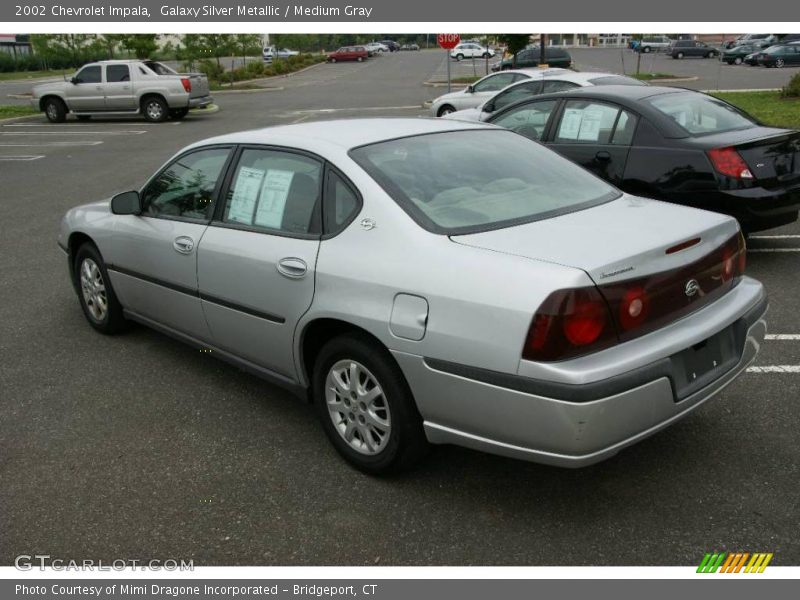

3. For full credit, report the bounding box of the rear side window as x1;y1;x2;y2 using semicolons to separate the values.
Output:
541;80;580;93
491;81;543;111
492;99;558;141
221;149;322;235
555;100;636;145
324;171;361;235
106;65;130;83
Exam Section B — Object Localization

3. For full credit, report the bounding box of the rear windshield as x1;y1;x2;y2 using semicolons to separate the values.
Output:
143;61;177;75
647;92;757;135
349;130;619;234
588;75;647;86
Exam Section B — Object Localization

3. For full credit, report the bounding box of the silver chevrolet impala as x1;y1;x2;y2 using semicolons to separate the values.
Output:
58;118;767;474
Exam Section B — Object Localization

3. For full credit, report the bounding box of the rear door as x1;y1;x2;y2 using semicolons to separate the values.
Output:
103;64;136;110
197;146;324;379
546;99;638;186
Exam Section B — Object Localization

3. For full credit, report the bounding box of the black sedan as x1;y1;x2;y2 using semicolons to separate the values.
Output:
486;86;800;232
492;46;573;71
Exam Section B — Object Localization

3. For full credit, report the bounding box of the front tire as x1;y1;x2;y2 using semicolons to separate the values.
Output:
313;334;428;475
676;52;685;59
141;95;168;122
455;53;464;61
643;46;651;53
357;56;364;62
73;243;128;334
776;58;785;68
734;57;743;65
43;97;67;123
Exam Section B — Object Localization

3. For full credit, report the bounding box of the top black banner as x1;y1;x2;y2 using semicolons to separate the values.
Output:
4;0;800;22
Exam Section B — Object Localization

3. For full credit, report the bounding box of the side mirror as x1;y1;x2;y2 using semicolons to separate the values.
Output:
483;101;495;113
111;191;142;215
70;77;79;84
466;85;474;93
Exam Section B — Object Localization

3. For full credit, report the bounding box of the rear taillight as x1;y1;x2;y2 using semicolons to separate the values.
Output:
522;233;745;362
181;77;192;93
707;147;753;180
522;287;616;362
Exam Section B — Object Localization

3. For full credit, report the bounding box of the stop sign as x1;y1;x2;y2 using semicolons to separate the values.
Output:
437;34;461;50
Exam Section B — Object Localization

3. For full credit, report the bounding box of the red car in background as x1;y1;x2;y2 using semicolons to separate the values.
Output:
327;46;369;62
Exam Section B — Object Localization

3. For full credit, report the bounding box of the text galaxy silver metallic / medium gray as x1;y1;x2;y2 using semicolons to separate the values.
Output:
57;118;767;474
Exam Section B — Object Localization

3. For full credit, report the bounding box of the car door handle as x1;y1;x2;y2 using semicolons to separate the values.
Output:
173;236;195;255
595;151;612;162
277;257;307;279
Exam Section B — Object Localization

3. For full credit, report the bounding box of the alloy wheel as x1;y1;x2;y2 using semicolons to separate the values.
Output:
145;100;164;120
325;359;391;455
79;258;108;322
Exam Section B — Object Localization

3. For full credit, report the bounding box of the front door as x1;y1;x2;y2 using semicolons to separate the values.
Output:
197;147;324;379
547;99;637;187
65;64;104;111
109;146;233;341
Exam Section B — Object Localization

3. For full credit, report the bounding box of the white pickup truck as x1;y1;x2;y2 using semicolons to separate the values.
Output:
31;59;213;123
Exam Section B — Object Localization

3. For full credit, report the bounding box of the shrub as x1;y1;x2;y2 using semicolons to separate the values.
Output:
196;59;224;81
780;73;800;98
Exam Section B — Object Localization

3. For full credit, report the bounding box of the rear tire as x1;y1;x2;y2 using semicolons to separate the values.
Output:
676;52;685;59
312;334;429;475
357;56;363;62
776;58;785;68
43;97;67;123
456;53;464;61
734;57;743;65
73;243;128;335
437;104;456;117
330;58;337;63
141;95;168;123
643;46;651;53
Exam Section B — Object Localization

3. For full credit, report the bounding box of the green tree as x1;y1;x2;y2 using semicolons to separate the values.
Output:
497;34;531;67
100;34;127;59
120;34;158;59
234;34;262;64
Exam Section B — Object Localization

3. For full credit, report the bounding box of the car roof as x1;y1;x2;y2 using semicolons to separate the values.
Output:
522;84;686;103
191;118;496;153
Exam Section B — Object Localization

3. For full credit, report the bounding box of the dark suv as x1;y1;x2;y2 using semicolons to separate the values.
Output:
670;40;719;59
492;46;573;71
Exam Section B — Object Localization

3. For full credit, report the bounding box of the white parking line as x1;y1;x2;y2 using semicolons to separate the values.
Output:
0;130;146;136
0;141;103;147
291;105;422;115
765;334;800;340
0;155;44;161
747;365;800;373
749;235;800;239
747;248;800;253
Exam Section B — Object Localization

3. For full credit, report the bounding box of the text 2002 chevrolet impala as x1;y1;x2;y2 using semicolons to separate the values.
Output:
58;119;767;474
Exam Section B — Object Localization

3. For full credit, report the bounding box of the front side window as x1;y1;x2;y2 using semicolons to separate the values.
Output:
473;73;516;93
142;148;231;220
492;99;558;140
555;100;630;144
490;81;543;112
541;80;580;94
647;92;756;135
350;130;619;234
74;66;101;84
221;149;322;235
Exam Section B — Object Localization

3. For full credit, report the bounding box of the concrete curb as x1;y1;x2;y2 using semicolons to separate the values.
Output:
424;81;469;88
213;87;284;95
0;113;40;124
215;61;325;89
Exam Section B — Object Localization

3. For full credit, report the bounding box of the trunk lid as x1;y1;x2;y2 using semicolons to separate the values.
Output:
451;195;738;285
175;72;210;98
702;127;800;187
452;195;744;344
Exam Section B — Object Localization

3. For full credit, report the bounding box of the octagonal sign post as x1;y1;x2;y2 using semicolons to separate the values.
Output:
438;34;461;93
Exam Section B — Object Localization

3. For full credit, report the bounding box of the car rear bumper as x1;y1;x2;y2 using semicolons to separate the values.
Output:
188;95;214;108
392;283;767;467
721;184;800;231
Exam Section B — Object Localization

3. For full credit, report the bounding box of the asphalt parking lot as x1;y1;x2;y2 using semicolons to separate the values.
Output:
1;49;799;566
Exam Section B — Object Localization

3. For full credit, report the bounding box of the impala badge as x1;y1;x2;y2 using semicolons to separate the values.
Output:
685;279;700;297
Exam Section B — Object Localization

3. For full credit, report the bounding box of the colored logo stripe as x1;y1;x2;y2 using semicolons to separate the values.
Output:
697;552;773;573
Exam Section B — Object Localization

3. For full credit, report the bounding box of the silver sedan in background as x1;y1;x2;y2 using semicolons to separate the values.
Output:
58;119;767;474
